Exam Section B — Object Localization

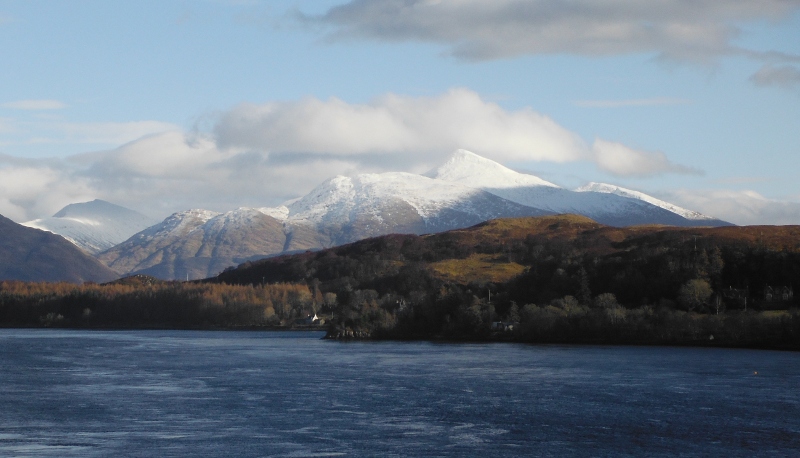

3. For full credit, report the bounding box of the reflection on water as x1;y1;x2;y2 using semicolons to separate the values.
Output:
1;329;799;457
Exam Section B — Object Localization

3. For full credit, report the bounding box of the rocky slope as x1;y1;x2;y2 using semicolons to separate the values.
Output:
95;150;728;280
97;208;309;280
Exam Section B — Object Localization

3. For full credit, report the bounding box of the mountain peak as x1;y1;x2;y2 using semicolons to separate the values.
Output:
429;149;559;189
23;200;157;255
52;199;148;220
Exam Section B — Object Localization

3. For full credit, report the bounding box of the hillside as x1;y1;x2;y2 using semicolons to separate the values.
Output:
23;199;157;254
1;214;797;348
97;208;308;280
91;150;727;281
214;215;800;345
0;214;118;283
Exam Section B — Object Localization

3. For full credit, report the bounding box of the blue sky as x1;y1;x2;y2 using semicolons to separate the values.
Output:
1;0;799;224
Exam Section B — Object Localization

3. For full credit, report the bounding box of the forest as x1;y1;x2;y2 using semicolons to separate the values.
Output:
0;275;324;329
2;215;800;349
213;215;800;348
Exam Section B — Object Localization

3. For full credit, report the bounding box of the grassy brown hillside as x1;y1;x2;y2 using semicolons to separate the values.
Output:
215;215;800;347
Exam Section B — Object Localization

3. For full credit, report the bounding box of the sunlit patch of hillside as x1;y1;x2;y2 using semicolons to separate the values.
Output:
429;254;527;284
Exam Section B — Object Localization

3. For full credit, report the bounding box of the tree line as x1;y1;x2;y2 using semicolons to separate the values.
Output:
3;216;800;349
0;278;325;329
215;218;800;348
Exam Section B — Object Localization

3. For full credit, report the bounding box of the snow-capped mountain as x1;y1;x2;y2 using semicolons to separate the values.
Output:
430;150;729;227
97;208;318;280
23;200;157;255
428;149;560;189
96;149;728;281
97;171;549;280
575;182;718;222
274;171;549;246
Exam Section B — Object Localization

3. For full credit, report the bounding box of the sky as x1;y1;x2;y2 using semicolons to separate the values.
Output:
1;0;799;225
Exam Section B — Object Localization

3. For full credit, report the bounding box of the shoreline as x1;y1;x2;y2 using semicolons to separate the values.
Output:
4;325;795;352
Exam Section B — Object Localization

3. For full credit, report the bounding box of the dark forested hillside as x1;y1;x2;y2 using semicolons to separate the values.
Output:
214;215;800;347
2;214;798;348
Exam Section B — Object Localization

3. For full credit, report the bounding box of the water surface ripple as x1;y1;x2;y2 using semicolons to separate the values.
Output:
1;330;798;457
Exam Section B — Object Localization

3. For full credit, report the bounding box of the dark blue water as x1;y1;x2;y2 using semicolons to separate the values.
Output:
0;330;798;457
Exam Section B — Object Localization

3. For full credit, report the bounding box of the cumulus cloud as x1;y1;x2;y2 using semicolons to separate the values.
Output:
0;131;364;222
592;139;699;177
2;99;67;110
307;0;800;63
667;189;800;226
215;88;588;164
0;160;95;222
1;89;696;222
750;64;800;88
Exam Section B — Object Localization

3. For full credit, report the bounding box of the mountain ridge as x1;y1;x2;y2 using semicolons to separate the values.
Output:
23;199;157;255
0;213;118;283
88;149;728;280
429;150;729;227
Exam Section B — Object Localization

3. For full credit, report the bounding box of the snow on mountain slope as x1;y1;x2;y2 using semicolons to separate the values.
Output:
429;149;597;214
135;209;221;241
287;172;490;224
96;207;318;280
257;206;289;221
93;150;730;281
428;149;559;189
282;171;548;245
23;200;158;254
575;182;718;221
431;149;729;226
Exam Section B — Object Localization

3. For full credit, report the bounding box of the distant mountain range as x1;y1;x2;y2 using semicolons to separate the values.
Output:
2;150;731;282
97;208;301;281
23;199;156;254
0;214;117;283
429;150;724;227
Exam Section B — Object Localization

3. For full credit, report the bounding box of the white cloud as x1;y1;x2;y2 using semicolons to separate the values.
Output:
0;164;95;222
308;0;800;63
215;88;588;164
2;99;67;110
668;189;800;225
0;89;697;222
0;131;363;221
592;139;699;177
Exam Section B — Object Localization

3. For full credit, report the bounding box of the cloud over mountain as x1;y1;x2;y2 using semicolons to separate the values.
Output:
0;89;747;223
591;139;700;178
666;189;800;226
214;88;587;164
